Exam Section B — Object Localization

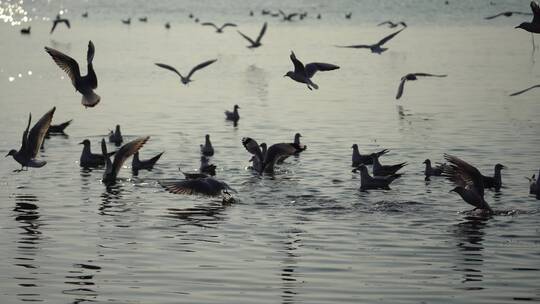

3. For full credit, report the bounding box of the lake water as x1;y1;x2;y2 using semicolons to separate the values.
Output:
1;0;540;303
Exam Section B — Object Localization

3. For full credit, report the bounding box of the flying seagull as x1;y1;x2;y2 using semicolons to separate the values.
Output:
377;21;407;28
237;22;267;48
122;18;131;25
201;22;237;33
345;12;352;19
132;151;164;173
6;107;55;172
279;10;298;21
82;12;88;18
510;84;540;96
442;154;493;214
242;137;304;174
139;17;148;22
79;139;116;168
485;11;531;20
200;134;214;157
45;41;100;108
516;1;540;33
155;59;217;85
336;28;405;54
356;165;401;191
396;73;447;99
284;51;340;90
50;14;70;34
159;177;233;197
351;144;388;167
101;137;149;186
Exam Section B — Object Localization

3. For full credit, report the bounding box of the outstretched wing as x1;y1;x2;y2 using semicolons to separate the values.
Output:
256;22;268;43
263;143;298;171
443;154;484;197
20;113;32;153
187;59;217;79
45;46;81;86
335;44;371;49
155;63;183;78
237;31;256;45
484;12;505;20
242;137;264;162
27;107;55;158
377;28;405;46
87;41;98;89
509;84;540;96
220;23;237;30
63;19;71;28
201;22;218;30
159;178;223;196
396;77;407;99
304;62;339;78
111;137;149;179
50;20;58;34
290;51;305;74
413;73;447;77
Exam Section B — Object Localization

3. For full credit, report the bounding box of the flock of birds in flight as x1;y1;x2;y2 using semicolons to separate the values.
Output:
8;2;540;213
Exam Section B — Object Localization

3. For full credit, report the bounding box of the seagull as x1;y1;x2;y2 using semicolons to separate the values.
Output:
194;18;199;23
6;107;55;172
159;177;233;197
261;9;270;16
516;1;540;33
345;12;352;19
108;125;123;146
351;144;388;167
20;26;31;34
395;73;447;99
482;164;505;190
101;137;149;186
250;10;254;16
155;59;217;85
200;134;214;157
200;156;216;176
317;13;321;19
377;21;407;28
355;165;401;191
122;18;131;25
242;137;303;174
284;51;340;90
423;159;448;181
485;11;531;20
165;22;170;29
526;173;537;194
279;10;298;21
132;151;164;173
225;105;240;123
336;28;405;54
45;41;100;108
82;12;88;18
510;84;540;96
50;14;70;34
372;154;407;176
442;154;493;214
139;17;148;22
276;133;307;164
189;13;194;19
237;22;267;48
201;22;237;33
79;139;116;168
47;119;72;134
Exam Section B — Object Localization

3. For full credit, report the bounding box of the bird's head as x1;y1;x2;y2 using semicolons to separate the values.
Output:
351;144;358;149
495;163;506;171
284;71;294;78
79;139;90;145
423;159;430;165
5;149;16;157
515;22;527;30
234;104;240;110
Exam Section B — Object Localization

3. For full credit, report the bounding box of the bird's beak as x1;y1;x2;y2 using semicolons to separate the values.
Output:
449;189;455;193
78;141;84;144
4;153;9;157
515;25;521;29
502;165;507;169
283;74;287;77
422;161;426;164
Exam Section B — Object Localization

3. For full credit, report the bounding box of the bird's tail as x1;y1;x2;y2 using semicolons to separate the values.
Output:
82;91;101;108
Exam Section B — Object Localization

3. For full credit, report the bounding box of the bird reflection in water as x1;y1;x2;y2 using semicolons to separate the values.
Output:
452;216;489;288
12;193;43;302
280;228;303;304
245;65;269;102
99;184;125;216
166;199;230;228
62;262;100;302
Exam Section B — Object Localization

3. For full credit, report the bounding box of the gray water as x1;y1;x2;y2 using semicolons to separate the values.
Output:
1;0;540;303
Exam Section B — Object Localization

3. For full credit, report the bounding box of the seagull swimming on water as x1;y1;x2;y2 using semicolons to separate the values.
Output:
284;51;340;90
396;73;447;99
50;14;70;34
372;154;407;176
423;159;448;181
122;18;131;25
356;165;401;191
132;151;164;173
101;137;149;186
237;22;267;48
242;137;304;174
482;163;505;191
225;105;240;123
336;28;405;54
276;133;307;164
442;154;493;214
108;125;123;146
200;134;214;157
516;1;540;33
510;84;540;96
47;119;72;134
45;41;100;108
6;107;55;172
79;139;115;168
351;144;388;167
377;21;407;28
201;22;237;33
155;59;217;85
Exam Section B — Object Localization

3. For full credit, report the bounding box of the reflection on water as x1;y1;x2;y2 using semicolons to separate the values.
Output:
245;64;269;101
166;200;228;229
280;228;303;304
99;184;125;216
62;263;100;302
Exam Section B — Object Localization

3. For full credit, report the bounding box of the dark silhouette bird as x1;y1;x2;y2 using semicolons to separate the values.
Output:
378;21;407;28
79;139;115;168
200;134;214;157
50;14;70;34
101;137;149;186
47;119;72;134
423;159;448;181
82;12;88;18
194;18;199;23
6;107;55;172
482;164;505;191
372;154;407;176
443;154;493;214
345;12;352;19
242;137;304;174
155;59;217;85
132;151;164;173
45;41;100;108
122;18;131;25
356;165;401;191
526;174;537;194
250;10;254;16
200;156;217;176
485;11;531;20
139;17;148;22
510;84;540;96
351;144;388;167
108;125;123;146
165;22;170;29
284;51;340;90
261;9;270;16
276;133;307;164
279;10;298;21
336;28;405;54
516;1;540;33
225;105;240;123
20;26;31;34
201;22;237;33
317;13;321;19
238;22;267;48
159;177;233;197
396;73;447;99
